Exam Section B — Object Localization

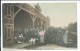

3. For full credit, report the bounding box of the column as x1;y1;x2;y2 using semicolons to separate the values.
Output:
30;14;37;28
4;4;14;45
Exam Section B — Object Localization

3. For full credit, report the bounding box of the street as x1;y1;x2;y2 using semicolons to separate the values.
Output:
3;44;77;51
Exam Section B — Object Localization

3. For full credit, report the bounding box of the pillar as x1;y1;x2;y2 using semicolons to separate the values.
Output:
30;14;37;28
3;4;14;45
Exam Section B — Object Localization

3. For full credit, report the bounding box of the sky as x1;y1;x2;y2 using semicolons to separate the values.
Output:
29;3;77;28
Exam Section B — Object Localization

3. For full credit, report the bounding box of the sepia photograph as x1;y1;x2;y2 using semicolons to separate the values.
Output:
2;2;77;51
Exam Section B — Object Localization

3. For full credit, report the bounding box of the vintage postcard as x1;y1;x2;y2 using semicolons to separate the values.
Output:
1;1;77;51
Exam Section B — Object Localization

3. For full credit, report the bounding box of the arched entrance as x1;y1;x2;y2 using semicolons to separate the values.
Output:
3;4;33;45
14;9;33;30
14;9;33;43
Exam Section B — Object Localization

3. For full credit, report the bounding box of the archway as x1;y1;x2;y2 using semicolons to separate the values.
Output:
14;10;33;29
14;9;33;43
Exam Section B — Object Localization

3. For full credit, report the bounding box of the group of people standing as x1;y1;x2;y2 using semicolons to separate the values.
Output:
14;28;45;44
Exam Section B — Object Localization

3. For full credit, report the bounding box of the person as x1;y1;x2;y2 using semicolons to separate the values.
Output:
14;36;18;43
25;29;29;43
33;38;36;44
18;34;24;43
38;30;45;43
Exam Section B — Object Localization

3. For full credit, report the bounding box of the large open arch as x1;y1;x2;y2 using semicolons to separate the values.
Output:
14;9;33;43
14;9;33;30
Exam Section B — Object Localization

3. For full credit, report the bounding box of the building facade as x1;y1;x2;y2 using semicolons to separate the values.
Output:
3;3;50;45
